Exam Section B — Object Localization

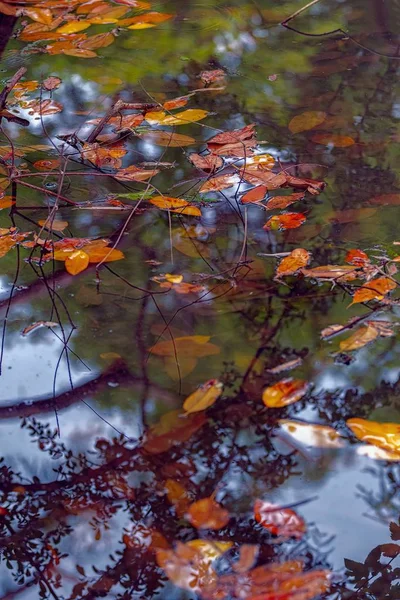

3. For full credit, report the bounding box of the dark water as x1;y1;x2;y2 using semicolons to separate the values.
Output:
0;0;400;598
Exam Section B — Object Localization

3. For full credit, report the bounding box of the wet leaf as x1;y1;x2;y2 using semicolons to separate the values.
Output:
302;265;358;280
254;499;306;539
199;175;237;193
163;95;191;110
57;21;91;34
0;196;14;209
187;497;230;530
232;544;259;574
288;111;326;134
156;108;208;126
345;248;370;266
38;219;68;231
311;133;355;147
200;69;226;84
263;213;306;231
245;153;275;169
141;131;195;147
350;277;397;305
339;324;379;351
189;153;223;172
33;159;61;171
42;76;62;90
65;250;89;275
265;193;305;210
23;99;63;115
21;321;58;336
276;248;310;277
143;410;206;454
150;196;201;216
278;420;345;448
125;11;173;28
208;124;255;145
165;479;191;517
115;165;159;181
150;335;220;358
262;379;308;408
183;379;223;413
241;185;267;204
267;358;303;374
347;418;400;455
82;245;124;263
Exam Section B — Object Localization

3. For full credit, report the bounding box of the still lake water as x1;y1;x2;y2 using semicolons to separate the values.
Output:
0;1;399;598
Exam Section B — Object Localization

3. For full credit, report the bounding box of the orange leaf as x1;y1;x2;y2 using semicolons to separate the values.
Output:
33;159;60;171
347;418;400;455
276;248;310;277
350;277;397;305
165;479;191;517
183;379;223;413
38;219;68;232
65;250;89;275
199;175;237;193
187;497;230;530
0;196;15;209
241;185;267;204
150;196;201;216
265;193;305;210
345;248;370;266
288;111;326;133
189;153;223;172
339;325;379;352
262;379;308;408
81;245;124;263
311;133;355;147
141;131;195;147
254;499;306;539
164;95;190;110
143;410;206;454
115;165;159;182
263;213;306;231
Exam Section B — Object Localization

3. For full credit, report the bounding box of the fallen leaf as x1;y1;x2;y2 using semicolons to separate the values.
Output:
65;250;89;275
21;321;58;336
115;165;159;182
254;499;306;539
262;379;308;408
38;219;68;231
150;196;201;216
56;21;92;34
42;76;62;90
232;544;259;574
199;175;237;193
187;497;230;530
165;479;191;517
189;153;223;172
276;248;310;276
267;358;303;374
350;277;397;305
302;265;357;281
33;159;61;171
207;124;255;145
183;379;223;413
200;69;226;84
347;418;400;455
288;111;326;134
241;185;267;204
0;197;14;209
143;410;206;454
163;95;191;110
345;248;370;266
141;131;195;147
263;213;306;231
311;133;355;147
150;335;220;358
265;193;305;210
339;324;379;351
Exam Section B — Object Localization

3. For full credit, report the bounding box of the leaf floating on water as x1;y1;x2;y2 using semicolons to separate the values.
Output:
189;153;223;172
350;277;397;305
150;335;220;358
65;250;90;275
267;358;303;374
199;175;237;193
232;544;259;574
339;325;379;351
163;95;191;110
345;248;370;266
33;159;61;171
187;497;230;530
143;410;206;454
183;379;223;413
21;321;59;336
278;420;345;448
265;192;305;210
115;165;159;182
42;76;62;90
263;213;306;231
347;418;400;456
311;133;355;147
150;196;201;216
302;265;358;281
165;479;191;517
38;219;68;231
141;130;195;147
159;108;209;126
241;185;267;204
276;248;310;277
245;153;275;169
0;196;14;209
254;499;306;539
83;245;124;263
288;111;326;134
262;379;308;408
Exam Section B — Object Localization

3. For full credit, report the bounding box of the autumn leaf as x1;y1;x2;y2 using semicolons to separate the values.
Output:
0;196;14;209
163;95;190;110
23;99;63;115
65;250;90;275
150;335;220;358
311;133;355;147
339;324;379;351
141;131;195;147
263;213;306;231
57;21;92;34
207;124;255;145
241;185;267;204
189;152;223;172
33;159;61;171
183;379;223;413
262;379;308;408
302;265;358;281
245;153;275;169
160;109;209;126
265;192;305;210
288;111;326;134
165;479;191;517
187;497;230;530
143;410;206;454
254;499;306;539
345;248;370;266
199;175;237;193
115;165;159;181
347;418;400;456
150;196;201;216
38;219;68;232
350;277;397;305
276;248;310;277
200;69;226;84
82;245;124;263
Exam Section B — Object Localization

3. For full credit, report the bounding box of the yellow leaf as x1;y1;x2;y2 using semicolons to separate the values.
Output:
350;277;397;305
141;131;195;147
183;379;223;413
38;219;68;232
81;245;124;263
347;418;400;455
150;196;201;216
288;111;326;134
311;133;355;147
0;196;15;209
161;109;208;126
339;325;378;351
57;21;91;34
276;248;310;277
65;250;89;275
262;379;308;408
165;273;183;284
